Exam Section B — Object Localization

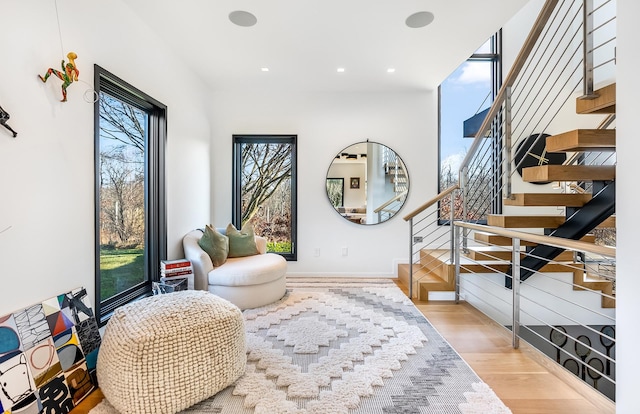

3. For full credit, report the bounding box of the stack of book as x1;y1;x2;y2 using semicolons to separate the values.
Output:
159;259;194;291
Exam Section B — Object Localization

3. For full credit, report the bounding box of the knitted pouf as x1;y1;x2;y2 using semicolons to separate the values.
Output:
97;290;246;414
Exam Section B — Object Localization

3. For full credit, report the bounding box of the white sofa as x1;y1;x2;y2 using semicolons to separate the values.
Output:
182;229;287;309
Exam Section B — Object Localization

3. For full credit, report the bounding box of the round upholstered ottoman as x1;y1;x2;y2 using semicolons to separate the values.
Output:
97;290;246;414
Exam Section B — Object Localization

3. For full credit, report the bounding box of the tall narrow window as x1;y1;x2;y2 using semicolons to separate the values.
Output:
94;65;166;325
233;135;297;261
439;32;501;221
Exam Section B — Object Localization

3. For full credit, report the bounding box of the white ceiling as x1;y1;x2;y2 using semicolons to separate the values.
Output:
123;0;530;93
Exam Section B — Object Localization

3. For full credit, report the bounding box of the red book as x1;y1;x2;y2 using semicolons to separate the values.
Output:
161;259;192;270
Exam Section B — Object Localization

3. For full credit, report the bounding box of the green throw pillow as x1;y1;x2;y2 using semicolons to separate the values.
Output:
226;223;259;258
198;225;229;267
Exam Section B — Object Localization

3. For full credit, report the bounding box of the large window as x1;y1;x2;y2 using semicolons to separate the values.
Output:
233;135;297;261
439;33;501;221
94;65;166;325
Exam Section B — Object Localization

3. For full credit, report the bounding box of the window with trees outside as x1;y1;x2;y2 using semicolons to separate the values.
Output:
439;32;502;223
94;65;167;325
233;135;297;261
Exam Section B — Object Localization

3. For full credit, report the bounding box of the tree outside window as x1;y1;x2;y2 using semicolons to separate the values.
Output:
233;135;297;260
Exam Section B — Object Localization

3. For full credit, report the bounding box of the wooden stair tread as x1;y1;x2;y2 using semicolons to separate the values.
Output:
546;129;616;152
504;193;592;207
462;261;580;274
467;245;522;252
466;246;518;261
398;259;452;301
460;261;580;275
488;214;614;230
576;83;616;114
522;165;615;182
420;249;455;283
597;215;616;228
420;249;579;273
574;272;615;308
488;214;565;228
401;264;446;282
474;231;537;246
467;246;574;262
579;234;596;243
473;230;595;245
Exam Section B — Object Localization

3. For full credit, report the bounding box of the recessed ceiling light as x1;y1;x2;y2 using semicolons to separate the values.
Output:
261;67;269;72
405;11;434;28
337;68;345;73
229;10;257;27
387;68;396;73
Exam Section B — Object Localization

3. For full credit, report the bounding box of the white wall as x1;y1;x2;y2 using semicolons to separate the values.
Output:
0;0;212;315
502;0;544;72
209;90;437;277
0;0;634;407
327;163;366;207
614;0;638;410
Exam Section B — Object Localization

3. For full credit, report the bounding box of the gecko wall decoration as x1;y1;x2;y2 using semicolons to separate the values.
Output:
0;105;17;137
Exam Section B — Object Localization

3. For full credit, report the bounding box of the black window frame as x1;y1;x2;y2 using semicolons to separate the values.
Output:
232;134;298;261
437;31;502;224
93;65;167;326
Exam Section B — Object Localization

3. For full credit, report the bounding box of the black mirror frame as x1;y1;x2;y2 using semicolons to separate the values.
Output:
325;141;409;225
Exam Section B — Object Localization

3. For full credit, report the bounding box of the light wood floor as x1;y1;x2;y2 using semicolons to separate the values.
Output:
395;281;614;414
71;388;104;414
72;283;614;414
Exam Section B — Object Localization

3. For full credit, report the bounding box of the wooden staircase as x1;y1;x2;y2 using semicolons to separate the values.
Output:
399;83;616;309
397;246;614;308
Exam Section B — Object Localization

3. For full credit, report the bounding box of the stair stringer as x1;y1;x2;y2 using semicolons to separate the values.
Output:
506;180;615;287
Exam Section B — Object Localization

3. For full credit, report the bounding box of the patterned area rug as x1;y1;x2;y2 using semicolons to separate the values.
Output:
90;279;511;414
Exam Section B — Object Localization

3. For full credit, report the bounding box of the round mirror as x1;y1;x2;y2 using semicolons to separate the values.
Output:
326;141;409;225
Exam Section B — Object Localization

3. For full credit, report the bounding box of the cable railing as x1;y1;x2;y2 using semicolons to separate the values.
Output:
454;0;617;403
458;0;616;230
374;190;408;223
403;0;616;406
405;0;617;290
453;221;615;403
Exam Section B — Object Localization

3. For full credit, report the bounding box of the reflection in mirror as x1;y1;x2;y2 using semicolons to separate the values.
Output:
326;141;409;225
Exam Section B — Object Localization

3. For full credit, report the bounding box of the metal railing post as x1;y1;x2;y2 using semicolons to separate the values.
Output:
409;217;414;299
461;169;469;253
454;223;461;304
504;86;513;199
582;0;597;98
449;189;456;262
512;237;521;349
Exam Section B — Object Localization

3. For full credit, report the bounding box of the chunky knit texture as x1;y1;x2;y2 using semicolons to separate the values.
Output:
96;291;246;414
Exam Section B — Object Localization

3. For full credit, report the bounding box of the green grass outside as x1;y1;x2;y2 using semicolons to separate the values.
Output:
100;248;144;300
267;241;292;253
